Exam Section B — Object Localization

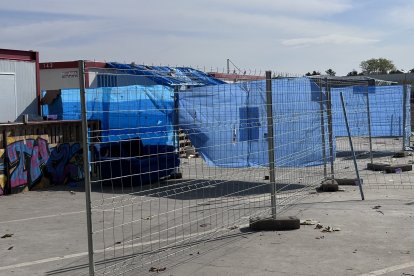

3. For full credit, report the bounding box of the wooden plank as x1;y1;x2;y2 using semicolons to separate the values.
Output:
61;123;65;143
0;130;3;150
59;123;63;143
70;122;76;141
3;129;11;195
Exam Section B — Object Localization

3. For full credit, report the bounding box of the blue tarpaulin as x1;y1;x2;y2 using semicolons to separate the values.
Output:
179;79;410;168
106;63;225;87
43;79;411;169
331;85;411;144
43;85;175;145
179;78;331;167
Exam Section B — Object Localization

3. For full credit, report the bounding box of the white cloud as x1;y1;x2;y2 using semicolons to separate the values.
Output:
212;0;353;16
1;0;412;75
282;34;379;47
2;0;353;18
0;19;110;46
388;2;414;26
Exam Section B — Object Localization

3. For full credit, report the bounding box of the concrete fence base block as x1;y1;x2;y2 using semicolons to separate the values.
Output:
367;163;412;173
367;163;390;171
249;216;300;231
384;164;412;173
317;179;339;192
393;151;411;158
335;178;360;186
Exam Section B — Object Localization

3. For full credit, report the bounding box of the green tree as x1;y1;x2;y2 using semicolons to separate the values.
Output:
360;58;396;74
347;70;358;76
305;71;320;76
325;69;336;76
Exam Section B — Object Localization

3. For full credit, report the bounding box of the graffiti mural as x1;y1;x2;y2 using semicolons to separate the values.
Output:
7;138;49;191
44;143;84;185
4;137;83;194
0;149;6;196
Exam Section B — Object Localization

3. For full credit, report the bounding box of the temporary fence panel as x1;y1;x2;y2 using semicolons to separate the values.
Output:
331;85;411;139
81;68;367;275
179;78;331;168
330;84;414;189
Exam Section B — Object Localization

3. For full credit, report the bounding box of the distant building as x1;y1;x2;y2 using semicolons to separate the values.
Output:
40;61;224;91
40;60;155;90
0;48;40;122
40;60;108;90
208;72;265;83
363;73;414;97
365;73;414;85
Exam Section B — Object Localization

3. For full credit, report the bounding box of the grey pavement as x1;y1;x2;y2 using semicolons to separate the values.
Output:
0;184;413;275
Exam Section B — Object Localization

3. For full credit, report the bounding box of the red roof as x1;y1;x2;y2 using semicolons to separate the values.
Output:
208;72;265;81
0;48;38;62
40;60;107;70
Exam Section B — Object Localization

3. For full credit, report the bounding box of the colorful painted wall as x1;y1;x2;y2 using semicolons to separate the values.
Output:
5;137;83;194
0;149;6;195
0;120;99;196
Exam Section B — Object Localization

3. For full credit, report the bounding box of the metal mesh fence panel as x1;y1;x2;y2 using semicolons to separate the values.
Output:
65;64;395;275
331;83;413;189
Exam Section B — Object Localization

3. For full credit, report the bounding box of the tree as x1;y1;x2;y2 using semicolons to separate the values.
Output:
347;70;358;76
305;71;320;76
360;58;396;74
325;69;336;76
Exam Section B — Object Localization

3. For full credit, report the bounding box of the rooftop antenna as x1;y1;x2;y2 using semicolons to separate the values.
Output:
227;59;243;74
227;58;230;74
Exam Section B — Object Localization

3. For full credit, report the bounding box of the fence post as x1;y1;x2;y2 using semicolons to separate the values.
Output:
365;87;374;164
402;83;408;150
173;85;182;177
319;80;327;178
3;129;11;195
174;86;180;152
265;71;277;218
340;92;365;200
79;60;95;276
325;79;335;184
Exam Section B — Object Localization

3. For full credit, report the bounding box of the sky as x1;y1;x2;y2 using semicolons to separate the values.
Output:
1;0;414;76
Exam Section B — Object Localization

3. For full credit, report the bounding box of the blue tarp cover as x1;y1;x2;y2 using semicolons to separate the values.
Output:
331;85;411;143
179;79;410;168
179;78;331;167
43;85;175;145
106;63;225;87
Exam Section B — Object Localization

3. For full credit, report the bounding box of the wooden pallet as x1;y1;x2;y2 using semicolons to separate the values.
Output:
178;130;197;158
